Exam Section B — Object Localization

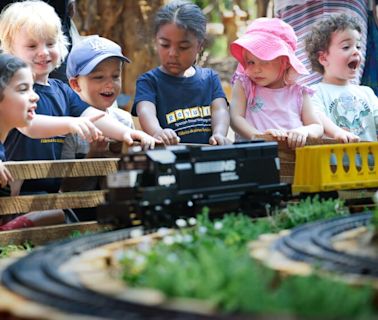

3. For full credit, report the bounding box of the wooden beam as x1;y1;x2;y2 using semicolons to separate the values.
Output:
0;191;107;215
280;162;295;177
280;176;293;184
0;221;113;246
4;158;119;180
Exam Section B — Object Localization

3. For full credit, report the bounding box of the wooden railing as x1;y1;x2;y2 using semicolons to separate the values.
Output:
0;138;341;245
0;158;119;245
1;158;118;215
253;135;338;184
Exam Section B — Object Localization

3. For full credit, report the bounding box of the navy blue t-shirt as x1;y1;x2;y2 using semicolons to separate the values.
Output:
0;142;10;196
132;66;226;144
5;79;89;193
0;143;5;161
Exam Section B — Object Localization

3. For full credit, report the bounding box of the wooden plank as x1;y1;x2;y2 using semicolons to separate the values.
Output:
253;134;337;146
280;176;293;184
0;191;107;215
280;162;295;177
337;189;377;200
0;221;113;246
4;158;119;180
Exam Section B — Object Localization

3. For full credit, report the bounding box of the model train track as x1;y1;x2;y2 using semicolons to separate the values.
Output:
274;212;378;276
1;227;217;320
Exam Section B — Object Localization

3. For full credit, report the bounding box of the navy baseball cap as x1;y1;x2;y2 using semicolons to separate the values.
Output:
66;35;130;79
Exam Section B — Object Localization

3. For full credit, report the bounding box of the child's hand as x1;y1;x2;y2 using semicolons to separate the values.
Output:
87;135;110;157
70;114;104;142
154;129;180;145
131;130;160;150
286;128;308;148
264;129;288;142
0;161;13;188
209;133;232;145
334;128;360;143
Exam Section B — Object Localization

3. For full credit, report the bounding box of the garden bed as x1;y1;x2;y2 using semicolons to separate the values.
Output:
1;197;376;319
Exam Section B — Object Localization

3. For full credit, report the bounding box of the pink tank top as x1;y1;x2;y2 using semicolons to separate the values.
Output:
232;72;314;132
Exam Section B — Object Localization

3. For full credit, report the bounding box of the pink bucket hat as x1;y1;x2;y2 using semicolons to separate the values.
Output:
230;18;308;76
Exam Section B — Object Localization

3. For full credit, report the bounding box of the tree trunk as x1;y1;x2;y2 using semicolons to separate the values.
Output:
74;0;165;110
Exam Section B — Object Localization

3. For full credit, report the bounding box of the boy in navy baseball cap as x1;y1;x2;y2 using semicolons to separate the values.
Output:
66;35;130;79
62;35;155;221
62;35;148;160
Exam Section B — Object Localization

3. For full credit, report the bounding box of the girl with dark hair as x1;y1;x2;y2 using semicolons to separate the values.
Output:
0;53;38;187
132;0;231;145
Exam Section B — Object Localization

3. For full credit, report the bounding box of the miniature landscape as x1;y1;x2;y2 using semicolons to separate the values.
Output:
1;196;377;319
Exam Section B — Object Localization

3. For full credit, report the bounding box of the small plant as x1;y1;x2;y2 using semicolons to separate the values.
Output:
0;241;33;258
69;230;94;238
270;195;349;231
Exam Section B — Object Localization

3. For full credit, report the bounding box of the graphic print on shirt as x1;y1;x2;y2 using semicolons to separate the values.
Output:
249;96;264;113
329;93;371;136
166;105;212;138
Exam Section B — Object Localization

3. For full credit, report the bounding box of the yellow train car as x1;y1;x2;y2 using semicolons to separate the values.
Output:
292;142;378;193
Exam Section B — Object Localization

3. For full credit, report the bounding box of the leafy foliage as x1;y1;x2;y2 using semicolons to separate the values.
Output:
372;192;378;229
120;197;375;318
270;195;349;230
0;241;33;258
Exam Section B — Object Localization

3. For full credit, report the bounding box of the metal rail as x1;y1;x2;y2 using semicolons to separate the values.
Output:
275;212;378;276
1;227;216;320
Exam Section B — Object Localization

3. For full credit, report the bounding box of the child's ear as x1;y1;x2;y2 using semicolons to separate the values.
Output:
198;40;205;53
318;51;328;66
68;77;81;92
282;56;290;70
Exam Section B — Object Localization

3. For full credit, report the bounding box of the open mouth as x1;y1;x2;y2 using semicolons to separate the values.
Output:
27;107;36;119
100;92;114;98
348;60;358;70
34;60;51;65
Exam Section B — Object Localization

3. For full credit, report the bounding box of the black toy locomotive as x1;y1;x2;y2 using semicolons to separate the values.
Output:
97;141;290;228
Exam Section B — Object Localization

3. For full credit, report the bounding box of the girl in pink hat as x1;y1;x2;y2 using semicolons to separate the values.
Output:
229;17;323;148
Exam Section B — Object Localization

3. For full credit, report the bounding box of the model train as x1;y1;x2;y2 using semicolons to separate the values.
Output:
97;141;290;228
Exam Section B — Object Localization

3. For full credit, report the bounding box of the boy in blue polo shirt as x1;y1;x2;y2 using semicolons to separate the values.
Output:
62;35;144;160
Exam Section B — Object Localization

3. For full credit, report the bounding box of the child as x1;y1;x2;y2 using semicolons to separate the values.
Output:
0;53;62;230
229;17;323;149
61;35;136;160
59;35;138;221
305;13;376;142
274;0;368;86
0;0;157;194
0;53;38;189
132;0;230;145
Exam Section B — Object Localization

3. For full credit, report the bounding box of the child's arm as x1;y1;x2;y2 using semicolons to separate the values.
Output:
209;98;231;145
287;92;324;148
0;161;13;188
136;101;180;145
310;91;360;143
230;80;261;139
82;106;159;149
319;113;360;143
18;113;104;142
